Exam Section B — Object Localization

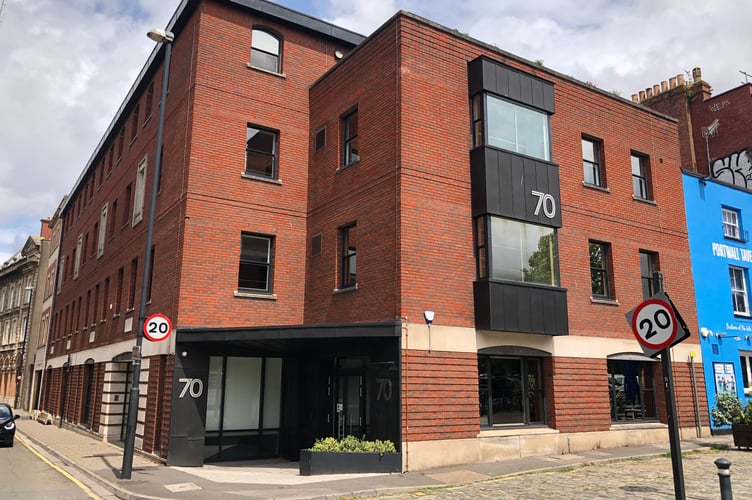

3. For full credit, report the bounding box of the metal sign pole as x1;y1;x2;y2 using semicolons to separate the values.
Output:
654;272;686;500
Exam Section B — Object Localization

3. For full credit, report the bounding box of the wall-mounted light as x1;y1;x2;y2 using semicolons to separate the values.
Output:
700;327;713;338
717;332;728;338
424;311;435;352
334;50;344;60
745;335;752;341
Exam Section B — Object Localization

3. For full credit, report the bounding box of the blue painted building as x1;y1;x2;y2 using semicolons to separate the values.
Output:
684;171;752;429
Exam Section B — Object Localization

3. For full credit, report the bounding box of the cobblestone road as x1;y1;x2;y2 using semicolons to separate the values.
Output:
362;448;752;499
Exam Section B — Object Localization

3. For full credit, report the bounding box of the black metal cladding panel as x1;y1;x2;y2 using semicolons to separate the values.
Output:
470;148;562;227
473;280;568;335
468;56;555;114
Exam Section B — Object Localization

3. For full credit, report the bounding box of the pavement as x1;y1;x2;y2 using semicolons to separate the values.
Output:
11;411;745;500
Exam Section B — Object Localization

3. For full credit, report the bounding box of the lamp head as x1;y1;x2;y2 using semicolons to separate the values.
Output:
423;310;434;325
147;28;174;43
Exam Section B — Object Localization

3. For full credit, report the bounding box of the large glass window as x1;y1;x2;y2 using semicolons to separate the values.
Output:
730;266;750;316
478;356;544;426
582;137;604;187
250;28;281;73
238;233;273;293
608;359;656;422
485;94;550;161
481;217;557;286
245;125;278;179
205;356;282;461
631;152;651;200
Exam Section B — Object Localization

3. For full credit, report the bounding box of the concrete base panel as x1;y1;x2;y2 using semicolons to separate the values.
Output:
404;425;710;471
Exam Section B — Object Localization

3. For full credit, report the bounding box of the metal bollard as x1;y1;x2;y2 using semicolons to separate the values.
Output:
715;458;733;500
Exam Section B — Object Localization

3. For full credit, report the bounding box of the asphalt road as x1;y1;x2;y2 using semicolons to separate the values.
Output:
0;436;115;500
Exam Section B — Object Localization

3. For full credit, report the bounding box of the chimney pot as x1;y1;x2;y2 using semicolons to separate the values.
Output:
692;67;702;82
631;94;639;102
639;90;646;101
678;74;685;85
661;81;668;92
646;87;654;98
669;77;677;88
653;84;660;95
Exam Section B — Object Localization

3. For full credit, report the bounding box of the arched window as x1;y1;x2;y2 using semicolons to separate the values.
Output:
251;28;281;73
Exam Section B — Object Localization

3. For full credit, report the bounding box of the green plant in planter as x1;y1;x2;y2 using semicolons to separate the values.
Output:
711;391;745;426
310;435;396;453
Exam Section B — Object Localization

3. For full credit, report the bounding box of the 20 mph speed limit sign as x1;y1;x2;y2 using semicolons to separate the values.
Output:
625;291;689;358
143;313;173;342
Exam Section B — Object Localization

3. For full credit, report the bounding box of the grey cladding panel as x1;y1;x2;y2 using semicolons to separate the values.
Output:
474;280;568;335
471;148;562;227
467;56;555;114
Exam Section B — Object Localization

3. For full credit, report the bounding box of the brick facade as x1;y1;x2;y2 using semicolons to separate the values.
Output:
40;0;707;470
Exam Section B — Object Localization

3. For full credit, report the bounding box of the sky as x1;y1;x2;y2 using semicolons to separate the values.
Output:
1;0;751;264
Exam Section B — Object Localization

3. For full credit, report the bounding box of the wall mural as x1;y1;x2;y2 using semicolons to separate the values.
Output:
711;148;752;189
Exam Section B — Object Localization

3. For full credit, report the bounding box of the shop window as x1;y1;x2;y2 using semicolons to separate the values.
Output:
478;356;544;427
582;136;605;187
478;216;557;286
740;353;752;397
250;28;281;73
608;359;657;422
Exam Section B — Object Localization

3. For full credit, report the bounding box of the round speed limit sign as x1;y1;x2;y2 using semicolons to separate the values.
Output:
143;313;173;342
630;298;677;350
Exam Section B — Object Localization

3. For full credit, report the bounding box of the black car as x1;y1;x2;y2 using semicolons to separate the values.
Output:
0;403;20;447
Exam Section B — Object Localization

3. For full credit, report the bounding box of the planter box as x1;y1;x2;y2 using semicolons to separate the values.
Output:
732;423;752;449
299;450;402;476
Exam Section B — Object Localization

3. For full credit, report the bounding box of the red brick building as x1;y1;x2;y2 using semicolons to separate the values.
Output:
42;0;707;471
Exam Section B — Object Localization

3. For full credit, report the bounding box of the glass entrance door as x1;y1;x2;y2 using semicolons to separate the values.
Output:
334;374;364;439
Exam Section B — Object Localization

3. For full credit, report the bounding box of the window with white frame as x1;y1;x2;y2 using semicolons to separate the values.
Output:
250;28;281;73
741;352;752;396
133;155;148;226
631;152;652;200
582;136;605;187
98;203;107;258
723;207;741;240
730;266;750;316
74;234;83;279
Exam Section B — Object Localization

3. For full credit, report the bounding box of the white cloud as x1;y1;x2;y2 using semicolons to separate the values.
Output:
0;0;174;265
2;0;751;265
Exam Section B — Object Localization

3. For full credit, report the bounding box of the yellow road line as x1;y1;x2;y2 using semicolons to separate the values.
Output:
18;435;102;500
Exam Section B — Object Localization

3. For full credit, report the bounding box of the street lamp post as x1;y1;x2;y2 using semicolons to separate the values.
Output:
14;285;34;409
121;27;174;480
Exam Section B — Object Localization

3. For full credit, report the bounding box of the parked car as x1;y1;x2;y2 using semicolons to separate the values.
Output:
0;403;20;447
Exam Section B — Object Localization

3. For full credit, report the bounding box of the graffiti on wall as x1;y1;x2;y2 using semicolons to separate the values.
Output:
711;148;752;189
